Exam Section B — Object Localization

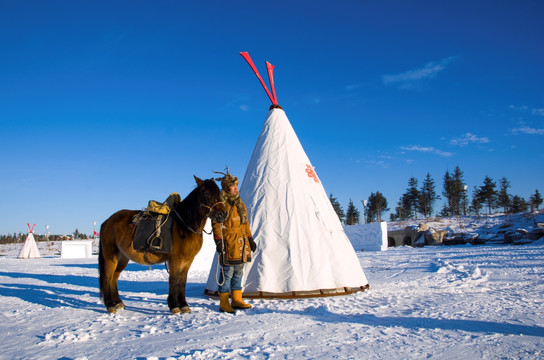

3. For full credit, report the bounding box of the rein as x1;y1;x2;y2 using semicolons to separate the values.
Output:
171;201;224;234
167;200;223;275
171;198;227;287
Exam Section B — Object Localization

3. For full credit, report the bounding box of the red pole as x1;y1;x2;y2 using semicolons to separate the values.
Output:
266;61;278;105
240;52;278;105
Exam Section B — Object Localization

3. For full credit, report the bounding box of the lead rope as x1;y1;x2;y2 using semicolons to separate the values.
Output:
214;203;232;288
215;223;226;287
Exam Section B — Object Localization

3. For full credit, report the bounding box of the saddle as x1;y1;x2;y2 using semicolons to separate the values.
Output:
132;192;181;254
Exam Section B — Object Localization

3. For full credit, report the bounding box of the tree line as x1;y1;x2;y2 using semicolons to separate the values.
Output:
330;166;543;225
0;229;92;244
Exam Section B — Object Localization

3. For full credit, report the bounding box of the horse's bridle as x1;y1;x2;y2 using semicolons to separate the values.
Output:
200;201;224;215
172;201;224;234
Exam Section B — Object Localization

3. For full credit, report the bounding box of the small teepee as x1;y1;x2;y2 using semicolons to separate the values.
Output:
18;223;41;259
205;53;369;298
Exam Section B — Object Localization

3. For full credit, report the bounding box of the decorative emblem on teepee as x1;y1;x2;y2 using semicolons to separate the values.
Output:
305;164;320;183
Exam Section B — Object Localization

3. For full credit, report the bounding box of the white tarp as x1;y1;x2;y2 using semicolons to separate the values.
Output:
61;240;94;258
344;222;388;252
206;108;369;296
17;232;41;259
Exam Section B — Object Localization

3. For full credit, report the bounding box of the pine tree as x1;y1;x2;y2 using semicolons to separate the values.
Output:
469;186;484;216
439;205;451;217
442;170;453;216
329;193;345;223
418;173;440;217
401;177;420;218
391;202;401;221
442;167;466;216
452;166;465;215
345;199;360;225
479;176;498;215
396;193;413;220
510;195;528;213
366;191;389;223
530;189;543;210
497;177;511;213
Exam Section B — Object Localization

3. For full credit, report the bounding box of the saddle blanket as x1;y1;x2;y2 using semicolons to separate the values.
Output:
132;193;180;254
132;212;174;254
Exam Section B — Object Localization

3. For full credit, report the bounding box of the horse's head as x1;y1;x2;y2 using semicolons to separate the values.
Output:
193;175;227;223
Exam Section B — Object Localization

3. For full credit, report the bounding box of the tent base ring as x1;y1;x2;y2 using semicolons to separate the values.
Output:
204;284;370;299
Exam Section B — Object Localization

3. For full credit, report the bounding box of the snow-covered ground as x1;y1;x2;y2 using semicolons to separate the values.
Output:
1;213;544;359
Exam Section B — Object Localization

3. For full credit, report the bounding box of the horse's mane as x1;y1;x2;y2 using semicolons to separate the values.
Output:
174;179;218;232
175;187;199;232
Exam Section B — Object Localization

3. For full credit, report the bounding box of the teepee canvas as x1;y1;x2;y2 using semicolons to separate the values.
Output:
205;53;369;297
18;223;41;259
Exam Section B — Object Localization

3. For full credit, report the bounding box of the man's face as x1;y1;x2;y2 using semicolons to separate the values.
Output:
228;184;238;195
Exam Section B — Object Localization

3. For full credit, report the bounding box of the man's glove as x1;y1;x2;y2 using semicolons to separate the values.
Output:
248;237;257;252
215;239;224;253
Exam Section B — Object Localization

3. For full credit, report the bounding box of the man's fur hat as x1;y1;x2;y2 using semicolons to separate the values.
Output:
213;166;238;190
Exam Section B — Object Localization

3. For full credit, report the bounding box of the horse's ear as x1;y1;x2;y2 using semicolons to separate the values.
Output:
194;175;204;187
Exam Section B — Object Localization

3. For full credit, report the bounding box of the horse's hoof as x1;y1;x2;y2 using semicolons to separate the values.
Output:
115;302;125;310
107;307;117;314
171;306;191;314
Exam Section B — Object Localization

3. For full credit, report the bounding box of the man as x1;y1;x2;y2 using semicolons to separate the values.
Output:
212;169;257;313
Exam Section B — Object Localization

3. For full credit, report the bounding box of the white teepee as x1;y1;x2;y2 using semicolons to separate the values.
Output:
18;223;41;259
205;53;369;298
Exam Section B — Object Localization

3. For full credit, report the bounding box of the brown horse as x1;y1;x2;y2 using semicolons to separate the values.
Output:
99;176;226;314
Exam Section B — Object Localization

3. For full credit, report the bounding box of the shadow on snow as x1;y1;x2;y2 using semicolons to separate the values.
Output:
0;270;208;313
286;306;544;338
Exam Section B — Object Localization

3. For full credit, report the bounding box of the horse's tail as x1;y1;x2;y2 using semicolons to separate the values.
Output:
98;222;106;300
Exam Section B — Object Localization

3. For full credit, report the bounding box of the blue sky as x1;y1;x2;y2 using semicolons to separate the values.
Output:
1;0;543;235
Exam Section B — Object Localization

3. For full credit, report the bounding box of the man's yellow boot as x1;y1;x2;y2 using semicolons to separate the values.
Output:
231;289;252;309
219;292;235;313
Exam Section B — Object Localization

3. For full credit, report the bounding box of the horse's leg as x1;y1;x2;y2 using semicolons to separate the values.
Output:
167;260;182;313
99;209;140;314
176;265;192;313
99;235;115;313
111;255;129;310
101;254;120;313
167;260;192;314
100;235;128;314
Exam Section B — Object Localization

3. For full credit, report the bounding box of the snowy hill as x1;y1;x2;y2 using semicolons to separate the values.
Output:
344;209;544;250
387;209;544;235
